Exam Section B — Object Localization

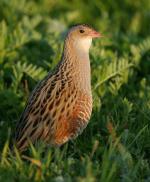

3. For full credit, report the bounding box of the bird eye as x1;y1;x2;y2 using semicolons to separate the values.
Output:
79;29;85;33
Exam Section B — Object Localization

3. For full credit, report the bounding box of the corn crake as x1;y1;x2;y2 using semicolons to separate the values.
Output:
13;24;102;152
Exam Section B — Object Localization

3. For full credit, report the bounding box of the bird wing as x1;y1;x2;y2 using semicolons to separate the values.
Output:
14;65;92;151
14;71;62;151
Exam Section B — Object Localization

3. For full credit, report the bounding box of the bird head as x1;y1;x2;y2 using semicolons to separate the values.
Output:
66;24;102;54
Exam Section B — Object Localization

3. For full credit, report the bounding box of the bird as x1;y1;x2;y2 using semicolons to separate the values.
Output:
13;24;101;152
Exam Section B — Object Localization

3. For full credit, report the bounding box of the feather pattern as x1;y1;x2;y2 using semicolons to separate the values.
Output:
13;24;100;152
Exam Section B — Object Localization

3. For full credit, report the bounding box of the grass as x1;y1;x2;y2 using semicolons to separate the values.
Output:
0;0;150;181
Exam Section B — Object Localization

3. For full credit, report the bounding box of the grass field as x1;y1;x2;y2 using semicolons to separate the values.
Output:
0;0;150;181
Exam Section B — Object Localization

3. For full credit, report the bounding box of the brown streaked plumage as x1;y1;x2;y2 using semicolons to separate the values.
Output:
14;24;102;152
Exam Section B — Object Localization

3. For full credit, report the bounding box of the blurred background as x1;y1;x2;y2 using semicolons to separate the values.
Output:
0;0;150;181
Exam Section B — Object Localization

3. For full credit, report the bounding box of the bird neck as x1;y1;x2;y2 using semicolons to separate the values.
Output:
62;38;92;94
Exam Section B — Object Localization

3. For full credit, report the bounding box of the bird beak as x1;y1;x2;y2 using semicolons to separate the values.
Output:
89;30;103;38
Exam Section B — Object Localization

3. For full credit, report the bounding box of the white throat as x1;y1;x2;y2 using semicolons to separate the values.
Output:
73;38;92;56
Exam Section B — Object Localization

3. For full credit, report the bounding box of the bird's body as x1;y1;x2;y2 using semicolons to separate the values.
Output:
14;24;100;152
